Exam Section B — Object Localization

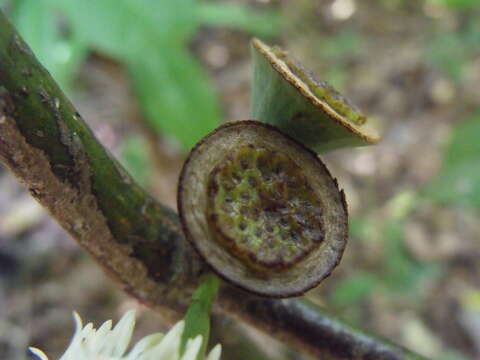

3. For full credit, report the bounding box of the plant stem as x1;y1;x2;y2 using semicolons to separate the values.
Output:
0;11;427;360
220;287;427;360
181;273;220;359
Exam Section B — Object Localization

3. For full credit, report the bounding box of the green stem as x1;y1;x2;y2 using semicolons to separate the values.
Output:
181;273;220;359
251;38;380;153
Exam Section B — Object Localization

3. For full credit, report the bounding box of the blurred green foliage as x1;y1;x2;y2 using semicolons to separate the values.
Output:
426;19;480;82
328;82;477;360
198;3;280;36
313;30;366;90
429;0;479;9
426;0;480;82
1;0;280;149
438;352;473;360
331;216;442;312
382;221;441;294
327;5;480;339
321;30;366;60
427;111;480;208
329;271;378;308
120;135;152;188
7;0;87;91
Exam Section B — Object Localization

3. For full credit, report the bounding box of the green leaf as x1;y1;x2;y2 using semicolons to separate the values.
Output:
426;112;480;208
13;0;56;64
47;0;284;149
329;272;378;307
51;0;219;149
127;47;220;149
12;0;86;91
197;3;280;37
50;0;197;60
181;274;220;360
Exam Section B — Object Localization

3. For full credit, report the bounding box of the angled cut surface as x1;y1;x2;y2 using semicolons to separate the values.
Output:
251;38;380;153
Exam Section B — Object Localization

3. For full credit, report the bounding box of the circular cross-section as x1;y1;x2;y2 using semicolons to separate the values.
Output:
207;145;325;272
178;121;348;297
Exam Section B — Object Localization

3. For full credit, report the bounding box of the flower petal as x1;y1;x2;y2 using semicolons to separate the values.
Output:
142;320;184;360
105;310;136;356
206;344;222;360
126;333;164;360
29;347;49;360
181;336;202;360
88;320;113;354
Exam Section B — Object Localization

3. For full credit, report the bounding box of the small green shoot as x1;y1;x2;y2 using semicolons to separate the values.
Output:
180;273;220;360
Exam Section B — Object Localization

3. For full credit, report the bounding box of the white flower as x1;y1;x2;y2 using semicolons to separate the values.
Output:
29;311;221;360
